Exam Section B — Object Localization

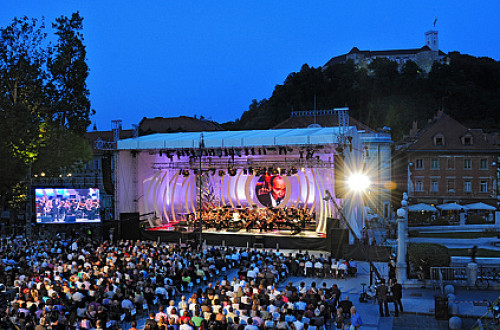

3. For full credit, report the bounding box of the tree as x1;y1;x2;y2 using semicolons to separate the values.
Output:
0;17;47;205
0;13;93;209
49;12;93;135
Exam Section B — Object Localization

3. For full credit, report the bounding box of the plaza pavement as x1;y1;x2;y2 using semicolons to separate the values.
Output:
128;253;499;330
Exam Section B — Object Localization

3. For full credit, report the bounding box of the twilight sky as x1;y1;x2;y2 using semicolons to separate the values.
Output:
2;1;499;131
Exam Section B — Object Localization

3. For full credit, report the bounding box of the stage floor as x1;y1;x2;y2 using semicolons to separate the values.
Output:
146;225;321;238
143;224;327;251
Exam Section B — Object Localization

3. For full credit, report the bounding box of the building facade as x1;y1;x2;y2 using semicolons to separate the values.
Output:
395;111;500;206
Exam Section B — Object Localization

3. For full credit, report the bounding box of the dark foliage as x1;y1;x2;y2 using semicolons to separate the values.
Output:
224;53;500;139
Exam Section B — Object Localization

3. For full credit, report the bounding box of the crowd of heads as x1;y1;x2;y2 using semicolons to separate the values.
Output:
0;235;361;329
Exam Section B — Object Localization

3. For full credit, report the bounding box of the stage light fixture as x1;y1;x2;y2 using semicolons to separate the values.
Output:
243;169;248;175
254;168;261;176
251;148;255;155
228;168;237;176
272;168;279;175
248;167;253;175
290;167;298;175
347;173;371;192
244;148;249;156
182;169;190;177
280;169;287;176
159;150;163;156
218;170;226;176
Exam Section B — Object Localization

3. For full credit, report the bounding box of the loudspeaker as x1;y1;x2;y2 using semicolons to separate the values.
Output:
334;154;345;199
327;218;340;231
102;155;114;195
327;229;349;258
119;213;140;240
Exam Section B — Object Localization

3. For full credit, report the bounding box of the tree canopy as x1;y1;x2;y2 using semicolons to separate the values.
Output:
0;13;93;207
225;53;500;139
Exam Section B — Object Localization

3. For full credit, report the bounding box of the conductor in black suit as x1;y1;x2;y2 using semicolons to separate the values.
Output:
256;175;286;208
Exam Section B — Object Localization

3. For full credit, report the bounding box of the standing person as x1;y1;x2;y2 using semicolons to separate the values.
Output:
376;279;390;317
145;312;159;330
334;308;344;329
471;245;478;263
390;279;403;317
388;257;396;282
347;306;363;329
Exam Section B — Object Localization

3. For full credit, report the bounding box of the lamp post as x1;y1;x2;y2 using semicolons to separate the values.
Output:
396;192;409;283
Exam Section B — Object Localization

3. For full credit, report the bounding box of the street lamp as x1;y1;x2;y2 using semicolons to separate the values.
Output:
396;192;409;283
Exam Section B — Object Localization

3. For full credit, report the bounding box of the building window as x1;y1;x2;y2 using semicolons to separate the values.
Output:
415;159;423;170
431;181;439;192
480;180;488;193
480;159;488;169
416;181;424;192
464;159;472;169
447;179;455;193
447;158;455;169
462;135;473;145
464;181;472;193
434;135;445;146
431;159;439;170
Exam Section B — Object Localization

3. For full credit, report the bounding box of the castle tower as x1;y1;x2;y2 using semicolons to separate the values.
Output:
425;30;439;51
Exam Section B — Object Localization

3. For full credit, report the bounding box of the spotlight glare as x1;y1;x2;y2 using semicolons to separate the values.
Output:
347;173;371;192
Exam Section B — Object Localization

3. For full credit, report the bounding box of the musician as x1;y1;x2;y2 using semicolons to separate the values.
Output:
83;196;99;220
256;175;286;208
232;210;242;229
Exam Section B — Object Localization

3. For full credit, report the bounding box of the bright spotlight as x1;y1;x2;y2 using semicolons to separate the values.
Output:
347;173;371;192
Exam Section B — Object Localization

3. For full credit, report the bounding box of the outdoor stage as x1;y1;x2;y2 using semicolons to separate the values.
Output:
116;124;370;249
142;224;329;251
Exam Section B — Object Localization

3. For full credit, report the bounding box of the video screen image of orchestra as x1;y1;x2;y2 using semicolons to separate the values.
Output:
35;188;101;224
181;206;315;234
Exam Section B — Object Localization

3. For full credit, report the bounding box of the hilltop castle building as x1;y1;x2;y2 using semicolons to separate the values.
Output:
325;30;447;73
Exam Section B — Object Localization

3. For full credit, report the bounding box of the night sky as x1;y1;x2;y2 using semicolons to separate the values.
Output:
2;1;499;131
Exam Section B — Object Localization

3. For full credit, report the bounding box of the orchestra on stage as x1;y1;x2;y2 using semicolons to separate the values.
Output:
178;205;315;234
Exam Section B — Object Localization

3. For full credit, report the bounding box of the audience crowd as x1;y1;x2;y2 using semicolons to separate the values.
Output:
0;235;362;329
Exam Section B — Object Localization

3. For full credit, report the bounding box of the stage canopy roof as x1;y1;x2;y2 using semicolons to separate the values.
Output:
117;126;358;150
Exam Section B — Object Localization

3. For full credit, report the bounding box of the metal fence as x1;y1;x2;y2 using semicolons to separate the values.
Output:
430;266;468;292
430;266;500;291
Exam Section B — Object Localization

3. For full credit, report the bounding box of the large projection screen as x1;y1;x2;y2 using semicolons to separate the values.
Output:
35;188;101;224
